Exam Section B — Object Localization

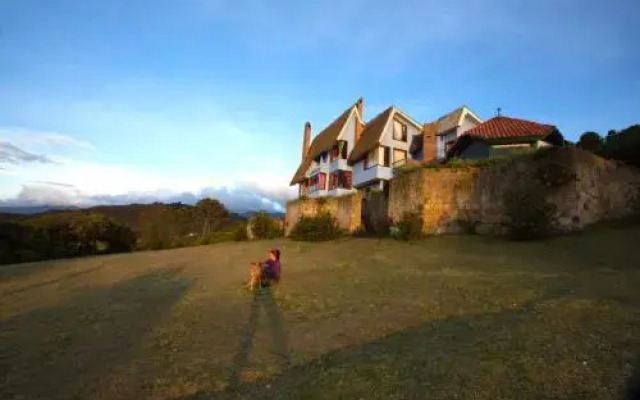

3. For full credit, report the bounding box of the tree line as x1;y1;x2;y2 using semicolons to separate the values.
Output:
577;124;640;167
0;198;283;265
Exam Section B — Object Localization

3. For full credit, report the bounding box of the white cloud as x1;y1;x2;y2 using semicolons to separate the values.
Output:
0;141;56;165
35;133;95;149
0;150;296;212
0;127;95;150
0;181;295;213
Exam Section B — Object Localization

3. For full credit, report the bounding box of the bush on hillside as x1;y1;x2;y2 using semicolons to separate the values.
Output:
290;211;342;241
250;211;283;239
393;211;423;241
232;221;249;241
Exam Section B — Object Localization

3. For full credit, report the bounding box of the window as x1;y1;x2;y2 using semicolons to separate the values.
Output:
317;173;326;190
329;171;352;190
382;146;390;167
393;120;407;142
339;140;348;159
365;148;378;169
393;149;407;167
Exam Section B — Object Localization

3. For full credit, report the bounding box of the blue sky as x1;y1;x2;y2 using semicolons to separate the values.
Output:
1;0;639;212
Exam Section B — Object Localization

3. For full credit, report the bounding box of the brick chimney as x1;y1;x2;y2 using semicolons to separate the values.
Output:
355;97;364;142
422;122;438;162
302;122;311;160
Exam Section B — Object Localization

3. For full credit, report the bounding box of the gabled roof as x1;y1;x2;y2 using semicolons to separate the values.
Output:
446;116;561;158
347;107;423;164
290;102;358;185
431;105;483;135
463;116;556;140
347;107;393;163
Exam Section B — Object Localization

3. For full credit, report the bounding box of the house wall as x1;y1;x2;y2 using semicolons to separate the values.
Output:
388;148;640;235
285;192;362;236
337;110;357;155
458;113;480;136
379;112;421;165
437;131;457;159
301;108;358;197
457;141;490;160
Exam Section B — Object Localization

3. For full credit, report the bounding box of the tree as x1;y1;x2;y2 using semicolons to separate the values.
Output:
137;204;179;249
195;198;230;237
577;131;603;153
601;124;640;167
249;211;283;239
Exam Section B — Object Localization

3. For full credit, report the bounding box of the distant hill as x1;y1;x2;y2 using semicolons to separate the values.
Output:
239;211;285;219
0;203;249;231
0;205;79;215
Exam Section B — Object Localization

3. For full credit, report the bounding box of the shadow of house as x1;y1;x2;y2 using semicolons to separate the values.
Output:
0;267;193;400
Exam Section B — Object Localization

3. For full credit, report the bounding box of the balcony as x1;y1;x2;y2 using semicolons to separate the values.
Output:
306;162;329;178
328;187;356;197
329;158;349;172
308;189;328;198
353;163;393;187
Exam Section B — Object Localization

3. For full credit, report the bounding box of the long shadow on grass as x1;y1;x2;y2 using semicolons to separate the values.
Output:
1;262;108;295
225;286;291;393
0;266;193;400
624;355;640;400
177;283;631;400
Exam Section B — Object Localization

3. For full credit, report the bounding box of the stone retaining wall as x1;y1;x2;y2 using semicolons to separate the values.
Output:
389;148;640;235
285;193;362;236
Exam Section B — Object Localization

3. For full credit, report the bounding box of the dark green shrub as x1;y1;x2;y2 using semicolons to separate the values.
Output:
503;186;557;240
290;211;342;241
233;222;249;241
394;211;423;241
250;211;283;239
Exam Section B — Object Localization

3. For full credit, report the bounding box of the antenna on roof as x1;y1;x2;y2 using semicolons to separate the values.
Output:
495;107;502;117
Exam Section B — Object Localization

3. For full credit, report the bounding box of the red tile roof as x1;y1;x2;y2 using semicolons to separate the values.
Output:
464;116;556;140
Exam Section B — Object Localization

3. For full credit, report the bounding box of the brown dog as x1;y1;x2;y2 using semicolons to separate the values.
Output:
246;262;263;291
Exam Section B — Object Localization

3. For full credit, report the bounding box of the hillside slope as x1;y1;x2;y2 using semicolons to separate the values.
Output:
2;227;640;399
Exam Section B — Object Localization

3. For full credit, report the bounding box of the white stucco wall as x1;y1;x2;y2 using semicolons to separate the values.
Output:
457;113;480;136
379;111;421;165
337;109;357;156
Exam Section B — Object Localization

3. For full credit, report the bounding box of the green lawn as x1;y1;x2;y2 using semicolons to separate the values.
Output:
2;227;640;399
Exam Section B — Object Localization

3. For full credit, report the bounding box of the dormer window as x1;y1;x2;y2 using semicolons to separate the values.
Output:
393;120;407;142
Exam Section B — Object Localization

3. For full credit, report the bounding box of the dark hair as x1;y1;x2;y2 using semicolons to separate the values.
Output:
269;249;281;261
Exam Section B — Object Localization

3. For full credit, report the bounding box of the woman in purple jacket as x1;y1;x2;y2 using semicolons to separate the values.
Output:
261;249;281;287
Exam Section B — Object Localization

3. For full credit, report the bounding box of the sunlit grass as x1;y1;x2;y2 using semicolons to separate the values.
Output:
1;227;640;399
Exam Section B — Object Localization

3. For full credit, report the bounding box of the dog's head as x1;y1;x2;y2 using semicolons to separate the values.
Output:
249;262;262;274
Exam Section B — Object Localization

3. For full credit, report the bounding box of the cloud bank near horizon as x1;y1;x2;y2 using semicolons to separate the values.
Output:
0;182;294;213
0;135;296;213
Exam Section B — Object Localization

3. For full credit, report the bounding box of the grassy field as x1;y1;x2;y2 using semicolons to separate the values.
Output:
2;227;640;399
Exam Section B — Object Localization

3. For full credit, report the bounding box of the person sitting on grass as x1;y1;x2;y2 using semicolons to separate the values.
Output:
261;249;281;287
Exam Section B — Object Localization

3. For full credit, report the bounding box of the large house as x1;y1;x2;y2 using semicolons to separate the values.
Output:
290;98;484;198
